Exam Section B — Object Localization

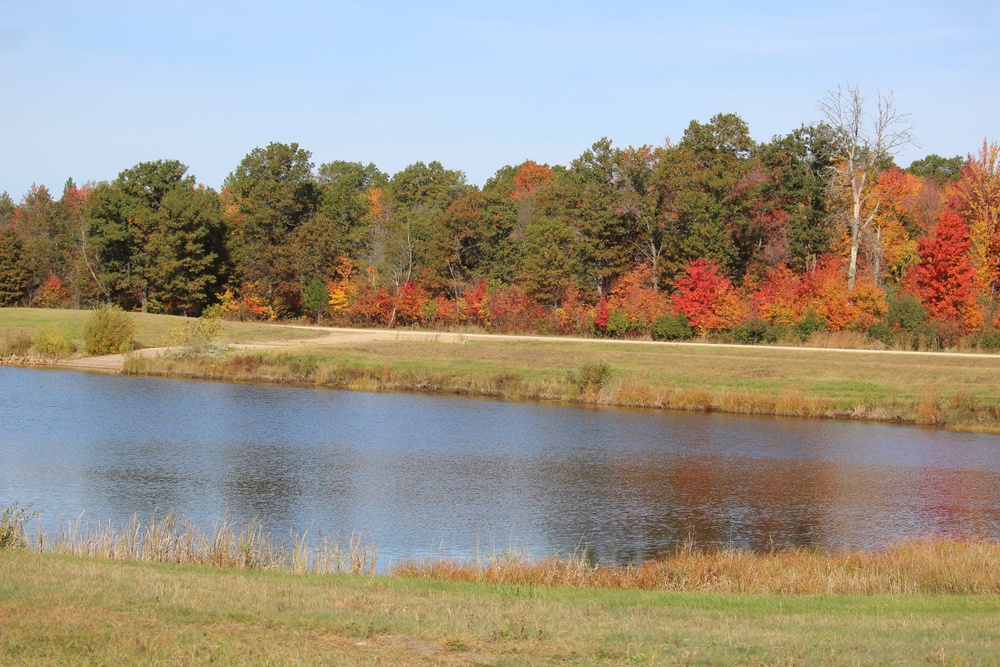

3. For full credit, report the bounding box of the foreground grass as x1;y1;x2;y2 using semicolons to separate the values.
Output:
2;551;999;666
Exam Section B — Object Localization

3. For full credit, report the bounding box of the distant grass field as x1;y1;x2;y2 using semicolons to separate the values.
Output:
0;307;317;349
2;550;999;666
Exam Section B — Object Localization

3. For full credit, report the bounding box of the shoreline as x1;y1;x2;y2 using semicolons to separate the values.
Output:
5;337;1000;434
5;310;1000;433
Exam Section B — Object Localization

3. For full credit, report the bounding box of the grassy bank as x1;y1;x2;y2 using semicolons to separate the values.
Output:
4;509;999;662
5;307;1000;431
128;332;1000;432
3;549;999;665
6;505;999;596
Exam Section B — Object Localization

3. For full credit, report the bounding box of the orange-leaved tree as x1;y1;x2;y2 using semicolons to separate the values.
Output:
671;258;744;335
607;264;669;329
949;140;1000;298
511;161;554;201
904;209;982;331
868;166;921;285
802;256;886;331
749;264;807;325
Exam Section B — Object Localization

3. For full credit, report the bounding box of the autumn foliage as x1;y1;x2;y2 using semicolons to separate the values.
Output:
905;210;981;332
672;259;744;334
5;126;1000;350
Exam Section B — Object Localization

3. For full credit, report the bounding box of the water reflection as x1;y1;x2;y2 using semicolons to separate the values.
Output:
2;365;999;565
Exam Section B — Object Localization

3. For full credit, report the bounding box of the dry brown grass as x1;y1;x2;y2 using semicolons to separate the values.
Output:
18;511;376;575
393;539;1000;595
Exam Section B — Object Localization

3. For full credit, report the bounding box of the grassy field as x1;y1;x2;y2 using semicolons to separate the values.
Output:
2;550;999;665
0;307;318;350
5;307;1000;430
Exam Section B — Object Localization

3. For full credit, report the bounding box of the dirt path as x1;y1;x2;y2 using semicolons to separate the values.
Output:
55;347;169;373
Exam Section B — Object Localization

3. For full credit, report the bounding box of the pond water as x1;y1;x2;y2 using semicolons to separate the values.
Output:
2;365;999;566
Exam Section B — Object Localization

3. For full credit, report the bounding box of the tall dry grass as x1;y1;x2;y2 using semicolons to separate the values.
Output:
13;510;376;576
6;504;998;595
393;540;1000;595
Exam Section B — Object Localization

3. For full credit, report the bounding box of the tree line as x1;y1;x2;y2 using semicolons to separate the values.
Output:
1;87;997;348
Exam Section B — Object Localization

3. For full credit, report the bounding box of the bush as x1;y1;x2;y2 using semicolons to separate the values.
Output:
866;321;894;348
0;502;37;550
0;332;33;358
201;302;225;319
793;309;826;340
604;310;633;339
32;327;76;358
650;314;694;341
974;330;1000;351
83;305;137;355
302;278;330;322
166;315;227;358
910;321;944;351
886;293;927;331
730;318;781;345
567;360;612;392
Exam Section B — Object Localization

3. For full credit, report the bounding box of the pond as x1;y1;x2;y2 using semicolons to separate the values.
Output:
2;365;999;566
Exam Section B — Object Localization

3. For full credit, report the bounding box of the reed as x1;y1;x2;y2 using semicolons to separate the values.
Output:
393;539;1000;595
6;508;376;576
5;504;999;596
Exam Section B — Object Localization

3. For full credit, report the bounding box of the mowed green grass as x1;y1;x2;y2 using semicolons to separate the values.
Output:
2;551;998;666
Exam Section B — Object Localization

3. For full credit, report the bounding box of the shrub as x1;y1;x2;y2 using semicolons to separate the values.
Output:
0;502;37;550
201;303;224;319
910;320;944;351
166;315;227;358
32;327;76;358
974;330;1000;351
866;321;894;348
604;310;632;339
83;305;137;355
793;309;826;340
567;360;612;392
886;292;927;331
0;332;33;358
302;278;330;323
650;314;694;341
730;318;781;345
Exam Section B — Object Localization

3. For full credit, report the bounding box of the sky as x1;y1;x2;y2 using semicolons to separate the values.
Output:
1;0;998;199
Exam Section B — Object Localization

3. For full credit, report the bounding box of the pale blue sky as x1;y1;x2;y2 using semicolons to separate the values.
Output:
2;0;997;199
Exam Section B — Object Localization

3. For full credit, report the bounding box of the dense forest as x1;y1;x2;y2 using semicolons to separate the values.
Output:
1;89;998;348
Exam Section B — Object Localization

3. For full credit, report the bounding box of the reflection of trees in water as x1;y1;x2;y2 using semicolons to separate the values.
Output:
532;450;828;564
84;438;200;524
219;443;306;524
914;468;1000;539
815;462;1000;548
11;366;1000;566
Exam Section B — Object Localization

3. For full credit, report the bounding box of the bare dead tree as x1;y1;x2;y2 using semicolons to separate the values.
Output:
818;84;916;292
